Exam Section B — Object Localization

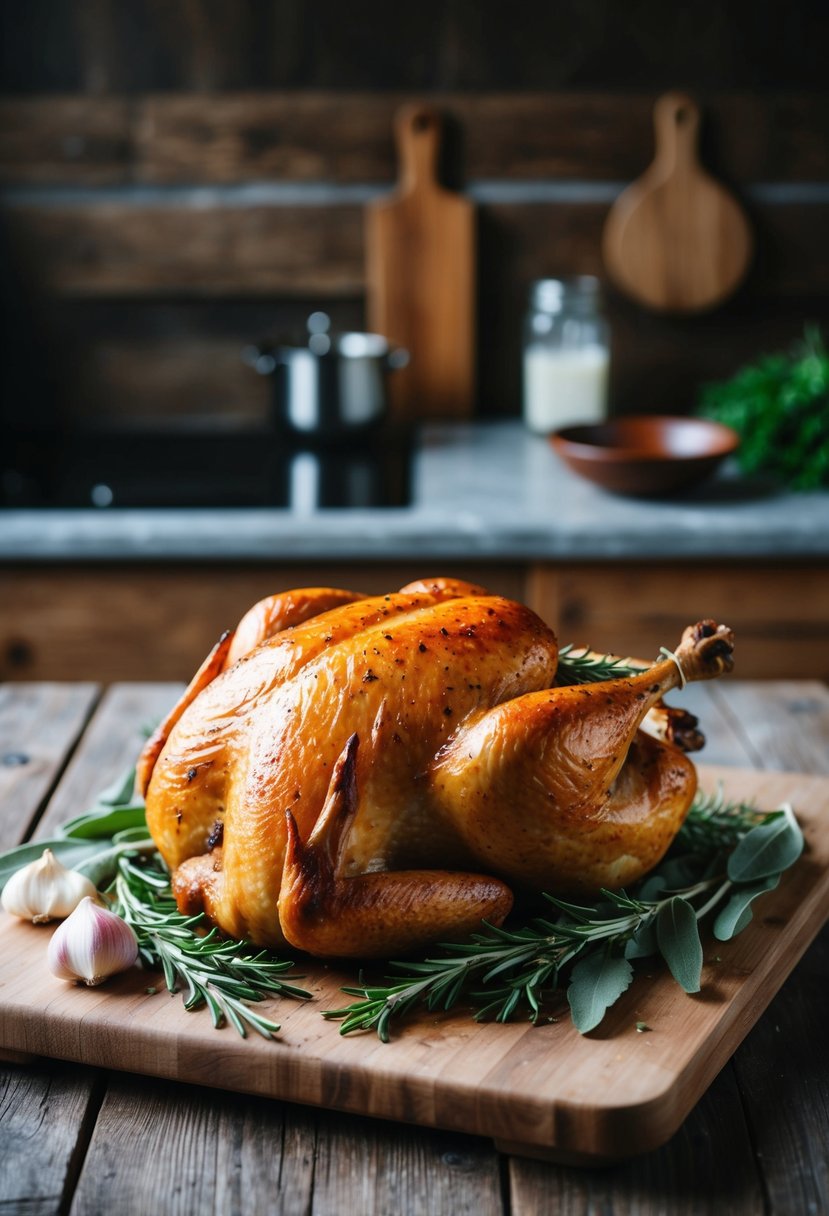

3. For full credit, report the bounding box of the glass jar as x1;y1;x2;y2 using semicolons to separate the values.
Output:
522;277;610;434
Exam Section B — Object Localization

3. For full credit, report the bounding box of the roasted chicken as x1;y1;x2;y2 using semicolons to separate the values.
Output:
139;577;734;958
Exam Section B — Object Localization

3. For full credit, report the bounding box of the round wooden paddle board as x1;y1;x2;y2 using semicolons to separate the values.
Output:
603;92;753;313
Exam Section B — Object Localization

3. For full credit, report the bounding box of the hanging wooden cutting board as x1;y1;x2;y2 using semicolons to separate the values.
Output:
366;104;476;421
603;92;753;313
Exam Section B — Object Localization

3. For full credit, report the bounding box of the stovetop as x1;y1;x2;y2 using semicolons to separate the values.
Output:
1;427;413;510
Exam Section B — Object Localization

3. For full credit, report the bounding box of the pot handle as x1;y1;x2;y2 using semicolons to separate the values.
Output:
385;347;410;372
242;344;279;375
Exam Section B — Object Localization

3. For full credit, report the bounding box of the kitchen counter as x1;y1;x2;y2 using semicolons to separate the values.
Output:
2;421;828;562
3;421;827;683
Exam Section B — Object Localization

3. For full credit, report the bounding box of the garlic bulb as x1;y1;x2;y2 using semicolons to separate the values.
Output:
1;848;98;923
47;896;139;986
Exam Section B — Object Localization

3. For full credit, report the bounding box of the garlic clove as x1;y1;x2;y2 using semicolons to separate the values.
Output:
47;896;139;987
1;848;98;923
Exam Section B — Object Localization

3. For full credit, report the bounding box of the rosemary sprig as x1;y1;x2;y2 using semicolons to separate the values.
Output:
556;643;647;685
324;795;803;1041
677;784;766;852
110;853;311;1039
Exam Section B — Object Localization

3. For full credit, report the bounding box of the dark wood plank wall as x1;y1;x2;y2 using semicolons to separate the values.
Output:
3;2;828;93
1;2;828;427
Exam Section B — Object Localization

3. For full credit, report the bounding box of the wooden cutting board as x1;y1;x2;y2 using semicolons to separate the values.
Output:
365;103;476;421
603;92;753;313
1;765;827;1166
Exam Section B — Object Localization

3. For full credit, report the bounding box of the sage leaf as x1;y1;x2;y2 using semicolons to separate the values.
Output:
59;804;148;841
96;766;138;806
624;918;658;960
713;874;780;941
650;855;699;893
74;835;155;887
567;952;633;1033
656;897;703;993
637;873;669;902
727;805;803;883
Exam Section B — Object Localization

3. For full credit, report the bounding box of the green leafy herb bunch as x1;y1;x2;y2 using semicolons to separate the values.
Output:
698;327;829;489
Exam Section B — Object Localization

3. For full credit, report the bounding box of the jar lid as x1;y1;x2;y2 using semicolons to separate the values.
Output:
530;276;602;313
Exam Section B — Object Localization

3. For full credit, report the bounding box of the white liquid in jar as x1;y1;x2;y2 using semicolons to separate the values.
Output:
523;344;609;433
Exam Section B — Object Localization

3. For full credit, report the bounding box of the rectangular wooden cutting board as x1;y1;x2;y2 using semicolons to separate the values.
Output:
365;103;476;421
1;765;828;1165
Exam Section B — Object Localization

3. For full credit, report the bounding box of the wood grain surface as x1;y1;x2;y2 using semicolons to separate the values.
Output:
1;680;827;1212
3;93;828;428
0;682;98;843
2;93;827;186
5;186;825;428
365;103;476;420
8;194;825;303
603;93;753;312
527;562;829;683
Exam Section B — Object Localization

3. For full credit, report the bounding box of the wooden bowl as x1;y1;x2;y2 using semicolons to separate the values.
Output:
549;416;740;497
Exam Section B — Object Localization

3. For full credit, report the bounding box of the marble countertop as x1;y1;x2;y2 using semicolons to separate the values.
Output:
2;422;827;562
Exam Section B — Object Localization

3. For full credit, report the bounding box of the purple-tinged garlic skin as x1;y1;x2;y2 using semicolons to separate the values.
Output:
47;897;139;986
1;848;97;923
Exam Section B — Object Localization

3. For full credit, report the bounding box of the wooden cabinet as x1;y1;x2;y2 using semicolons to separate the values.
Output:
2;559;827;683
527;561;829;680
0;563;525;683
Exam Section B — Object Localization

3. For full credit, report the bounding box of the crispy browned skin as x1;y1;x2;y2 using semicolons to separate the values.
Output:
136;586;366;797
142;583;734;958
138;579;487;799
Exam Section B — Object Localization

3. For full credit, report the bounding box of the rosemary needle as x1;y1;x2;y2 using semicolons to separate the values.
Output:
675;784;766;852
110;854;311;1039
555;644;646;685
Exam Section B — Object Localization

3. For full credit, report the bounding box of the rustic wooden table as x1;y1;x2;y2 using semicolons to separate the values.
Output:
1;679;827;1215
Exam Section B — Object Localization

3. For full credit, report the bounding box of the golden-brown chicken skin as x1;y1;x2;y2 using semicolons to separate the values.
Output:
141;579;734;958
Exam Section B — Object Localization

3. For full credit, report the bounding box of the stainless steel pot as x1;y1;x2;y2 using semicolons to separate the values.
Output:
244;316;408;438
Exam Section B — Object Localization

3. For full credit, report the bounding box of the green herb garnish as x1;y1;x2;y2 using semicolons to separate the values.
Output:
110;853;310;1038
698;326;829;489
674;784;765;853
323;799;803;1040
556;643;646;685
